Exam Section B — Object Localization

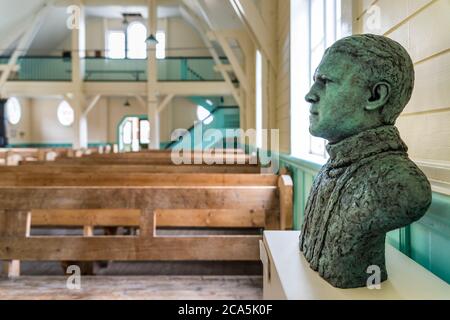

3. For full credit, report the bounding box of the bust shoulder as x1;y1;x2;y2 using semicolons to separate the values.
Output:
339;153;432;232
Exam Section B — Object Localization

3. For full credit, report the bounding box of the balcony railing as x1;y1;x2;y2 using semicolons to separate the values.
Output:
1;56;231;82
0;56;72;81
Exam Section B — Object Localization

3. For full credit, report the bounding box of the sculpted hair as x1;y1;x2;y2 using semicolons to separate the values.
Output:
326;34;415;124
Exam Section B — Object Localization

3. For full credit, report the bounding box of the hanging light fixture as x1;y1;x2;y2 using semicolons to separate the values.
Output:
145;34;159;45
124;99;131;107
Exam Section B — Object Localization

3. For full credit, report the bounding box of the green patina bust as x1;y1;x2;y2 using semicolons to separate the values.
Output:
298;34;432;288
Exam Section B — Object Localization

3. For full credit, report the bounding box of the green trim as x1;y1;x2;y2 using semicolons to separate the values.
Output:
181;58;188;80
399;226;411;256
278;153;323;175
159;141;171;149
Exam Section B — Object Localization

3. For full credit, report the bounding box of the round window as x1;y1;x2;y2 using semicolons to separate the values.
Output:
6;97;22;125
57;100;74;126
197;105;213;125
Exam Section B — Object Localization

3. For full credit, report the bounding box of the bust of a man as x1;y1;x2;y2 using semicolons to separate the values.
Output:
299;34;432;288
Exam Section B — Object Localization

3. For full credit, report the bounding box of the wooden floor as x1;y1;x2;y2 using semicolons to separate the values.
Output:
0;260;263;299
0;275;263;300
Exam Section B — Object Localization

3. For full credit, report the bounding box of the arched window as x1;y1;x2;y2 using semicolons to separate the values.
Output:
156;31;166;59
107;31;126;59
127;22;147;59
6;97;22;125
57;100;74;126
197;105;213;125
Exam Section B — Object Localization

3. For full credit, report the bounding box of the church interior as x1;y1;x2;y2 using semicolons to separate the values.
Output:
0;0;449;300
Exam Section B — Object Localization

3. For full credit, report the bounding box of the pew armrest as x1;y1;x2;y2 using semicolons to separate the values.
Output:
278;175;293;230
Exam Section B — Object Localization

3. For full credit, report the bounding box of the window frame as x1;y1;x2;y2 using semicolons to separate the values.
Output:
290;0;342;164
156;30;166;60
57;100;75;127
106;30;126;59
6;97;22;125
197;105;214;125
127;21;148;59
255;50;263;149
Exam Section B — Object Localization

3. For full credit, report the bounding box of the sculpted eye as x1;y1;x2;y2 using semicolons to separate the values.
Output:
320;76;332;84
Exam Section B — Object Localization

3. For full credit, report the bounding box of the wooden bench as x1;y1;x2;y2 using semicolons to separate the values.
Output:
0;147;98;165
0;148;46;165
20;154;257;166
0;172;293;277
0;163;261;174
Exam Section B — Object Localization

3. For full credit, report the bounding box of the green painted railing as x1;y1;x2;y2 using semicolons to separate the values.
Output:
277;154;450;283
84;58;146;81
0;56;72;81
1;56;230;82
166;106;240;150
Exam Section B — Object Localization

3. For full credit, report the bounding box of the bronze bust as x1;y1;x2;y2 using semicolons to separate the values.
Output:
299;34;432;288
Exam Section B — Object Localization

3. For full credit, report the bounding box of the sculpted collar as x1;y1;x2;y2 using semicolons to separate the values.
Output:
326;125;408;168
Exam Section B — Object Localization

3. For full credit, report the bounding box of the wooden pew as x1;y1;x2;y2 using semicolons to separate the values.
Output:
0;172;293;277
0;149;7;165
19;154;256;166
55;150;255;165
0;163;261;174
0;148;45;165
0;147;76;165
126;148;245;155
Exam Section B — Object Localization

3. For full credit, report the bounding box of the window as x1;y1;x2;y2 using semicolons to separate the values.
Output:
140;119;150;144
118;117;148;152
156;31;166;60
256;50;263;148
57;100;74;126
290;0;342;162
127;22;147;59
6;97;21;125
107;31;126;59
107;24;164;60
123;120;133;144
197;105;213;125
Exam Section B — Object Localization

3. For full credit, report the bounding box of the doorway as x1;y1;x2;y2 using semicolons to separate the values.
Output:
118;116;150;152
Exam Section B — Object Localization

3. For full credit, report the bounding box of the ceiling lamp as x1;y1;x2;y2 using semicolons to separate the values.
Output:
124;99;131;107
145;34;159;45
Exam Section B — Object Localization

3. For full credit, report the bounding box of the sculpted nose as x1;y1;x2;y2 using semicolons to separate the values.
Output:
305;90;319;104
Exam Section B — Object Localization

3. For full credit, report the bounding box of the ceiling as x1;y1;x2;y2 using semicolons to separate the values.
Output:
85;5;181;19
0;0;244;54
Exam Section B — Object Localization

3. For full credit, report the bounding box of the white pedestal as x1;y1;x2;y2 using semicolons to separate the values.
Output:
260;231;450;300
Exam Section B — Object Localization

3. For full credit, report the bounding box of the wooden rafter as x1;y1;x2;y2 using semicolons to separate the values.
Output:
0;1;55;94
180;3;243;107
229;0;276;69
82;94;101;117
214;31;249;92
157;94;174;113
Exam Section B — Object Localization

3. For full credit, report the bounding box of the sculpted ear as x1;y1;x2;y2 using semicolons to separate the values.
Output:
365;82;391;111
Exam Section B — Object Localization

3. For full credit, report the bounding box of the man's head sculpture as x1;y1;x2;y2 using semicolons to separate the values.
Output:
299;34;431;288
306;34;414;141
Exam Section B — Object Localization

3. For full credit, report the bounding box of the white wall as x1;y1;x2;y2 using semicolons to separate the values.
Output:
106;96;146;143
166;17;210;57
30;98;73;144
106;96;199;145
170;97;198;132
87;97;108;143
5;95;205;146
